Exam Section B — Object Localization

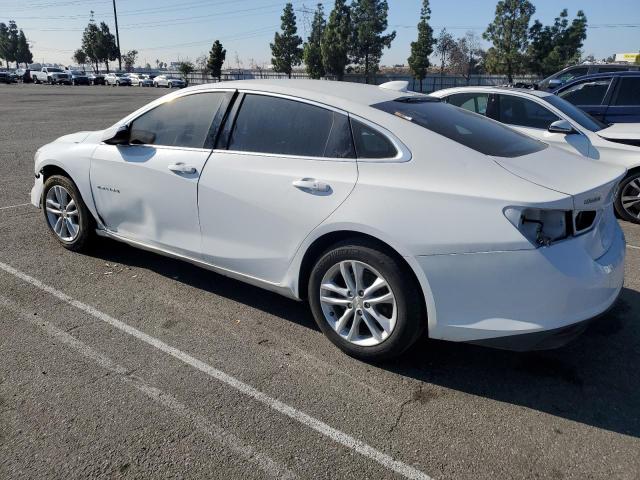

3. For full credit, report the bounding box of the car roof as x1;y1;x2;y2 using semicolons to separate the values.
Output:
430;86;553;98
554;71;640;92
185;79;422;111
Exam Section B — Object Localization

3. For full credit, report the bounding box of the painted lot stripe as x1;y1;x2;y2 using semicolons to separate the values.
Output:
0;261;432;480
628;245;640;250
0;296;297;480
0;203;31;210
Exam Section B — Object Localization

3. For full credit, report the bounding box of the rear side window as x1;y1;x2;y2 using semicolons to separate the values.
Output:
597;66;630;73
229;94;355;158
496;94;559;129
446;93;489;115
558;78;612;105
350;120;398;159
613;77;640;106
372;99;547;158
130;92;225;148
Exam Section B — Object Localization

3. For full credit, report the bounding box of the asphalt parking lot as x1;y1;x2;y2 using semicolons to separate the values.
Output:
0;83;639;479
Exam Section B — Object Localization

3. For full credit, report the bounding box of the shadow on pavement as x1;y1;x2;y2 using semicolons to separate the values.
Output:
86;237;640;438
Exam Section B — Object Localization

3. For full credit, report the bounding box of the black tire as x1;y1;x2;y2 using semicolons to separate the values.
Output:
42;175;95;252
614;171;640;224
308;239;426;361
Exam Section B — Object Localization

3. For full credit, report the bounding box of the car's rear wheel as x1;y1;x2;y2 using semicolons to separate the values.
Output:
615;172;640;224
42;175;94;251
308;240;426;361
168;82;172;88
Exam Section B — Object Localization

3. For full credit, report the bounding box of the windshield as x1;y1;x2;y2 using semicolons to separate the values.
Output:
372;98;547;158
48;68;63;73
71;70;84;75
542;95;608;132
115;73;125;77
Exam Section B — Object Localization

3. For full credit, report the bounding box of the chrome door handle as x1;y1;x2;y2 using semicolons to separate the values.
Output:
168;162;197;174
292;178;330;192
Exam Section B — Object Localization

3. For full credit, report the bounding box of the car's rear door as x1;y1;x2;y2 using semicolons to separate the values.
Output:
603;76;640;123
91;90;232;258
198;92;358;284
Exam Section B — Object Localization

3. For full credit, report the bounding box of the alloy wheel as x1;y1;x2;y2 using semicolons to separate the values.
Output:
45;185;80;242
319;260;397;347
621;178;640;220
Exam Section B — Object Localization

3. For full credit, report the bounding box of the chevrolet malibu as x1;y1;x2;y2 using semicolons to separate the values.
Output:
30;80;626;360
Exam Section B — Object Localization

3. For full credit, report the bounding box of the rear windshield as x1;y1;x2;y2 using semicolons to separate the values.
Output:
371;98;547;158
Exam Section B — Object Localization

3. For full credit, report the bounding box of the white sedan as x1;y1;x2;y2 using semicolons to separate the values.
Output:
430;86;640;223
30;80;626;360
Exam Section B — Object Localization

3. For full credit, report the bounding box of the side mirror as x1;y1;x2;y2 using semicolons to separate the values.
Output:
102;124;131;145
548;79;563;89
548;119;576;135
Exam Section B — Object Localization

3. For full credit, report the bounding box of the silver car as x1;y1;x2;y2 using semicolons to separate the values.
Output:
105;73;132;86
128;73;154;87
153;75;186;88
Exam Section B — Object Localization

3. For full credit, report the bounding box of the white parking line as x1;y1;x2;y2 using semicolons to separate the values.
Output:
628;245;640;250
0;296;297;480
0;260;432;480
0;203;31;210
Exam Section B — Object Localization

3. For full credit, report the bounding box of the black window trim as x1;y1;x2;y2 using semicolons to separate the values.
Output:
215;90;359;162
347;114;410;163
123;89;237;151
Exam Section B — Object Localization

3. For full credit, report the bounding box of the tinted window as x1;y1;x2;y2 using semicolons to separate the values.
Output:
597;66;630;73
351;120;398;158
613;77;640;106
229;94;355;158
130;93;224;148
372;99;546;158
497;94;559;129
542;95;608;132
446;93;489;115
559;78;612;105
557;67;588;82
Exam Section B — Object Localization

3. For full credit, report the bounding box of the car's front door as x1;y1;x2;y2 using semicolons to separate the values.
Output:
91;91;230;257
491;93;591;157
198;92;359;284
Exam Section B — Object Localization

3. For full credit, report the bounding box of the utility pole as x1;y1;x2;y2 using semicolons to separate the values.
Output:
112;0;122;71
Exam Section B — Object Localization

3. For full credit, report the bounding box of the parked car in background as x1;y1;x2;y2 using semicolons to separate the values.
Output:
553;72;640;124
431;86;640;223
32;67;72;85
30;80;626;360
153;75;186;88
14;68;32;83
105;73;132;86
128;73;154;87
87;73;105;85
66;70;90;86
0;71;15;84
538;63;640;91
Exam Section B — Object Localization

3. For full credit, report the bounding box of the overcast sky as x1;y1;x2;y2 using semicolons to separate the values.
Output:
3;0;639;68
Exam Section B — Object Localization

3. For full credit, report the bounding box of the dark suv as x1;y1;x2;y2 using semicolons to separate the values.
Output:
538;63;639;91
553;71;640;123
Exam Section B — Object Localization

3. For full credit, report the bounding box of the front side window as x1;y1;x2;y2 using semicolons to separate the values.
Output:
542;95;608;132
496;94;559;129
558;78;612;105
446;93;489;115
613;77;640;106
228;94;355;158
129;93;225;149
372;98;547;158
557;67;588;83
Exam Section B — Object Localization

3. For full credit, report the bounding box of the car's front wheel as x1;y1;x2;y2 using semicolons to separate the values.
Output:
42;175;94;251
308;240;426;361
615;171;640;224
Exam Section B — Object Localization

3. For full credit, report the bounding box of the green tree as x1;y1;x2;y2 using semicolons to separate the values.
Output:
15;29;33;67
321;0;351;80
122;49;138;72
270;3;303;78
72;49;87;68
449;32;485;83
207;40;226;81
483;0;535;82
0;23;11;68
435;28;455;75
303;3;326;79
5;21;19;68
350;0;395;83
177;61;194;83
527;9;587;76
81;13;101;72
407;0;435;91
96;22;119;72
